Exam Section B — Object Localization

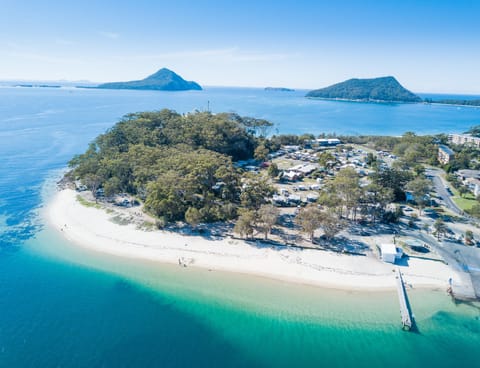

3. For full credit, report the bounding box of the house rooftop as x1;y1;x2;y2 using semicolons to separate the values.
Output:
380;243;397;254
438;145;454;155
457;169;480;179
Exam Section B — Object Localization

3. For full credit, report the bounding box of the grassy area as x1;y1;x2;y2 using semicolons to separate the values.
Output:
76;195;102;209
272;158;294;170
110;215;131;226
449;186;477;211
351;144;375;154
138;221;156;231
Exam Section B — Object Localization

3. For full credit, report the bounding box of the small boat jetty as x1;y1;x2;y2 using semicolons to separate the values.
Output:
395;268;414;330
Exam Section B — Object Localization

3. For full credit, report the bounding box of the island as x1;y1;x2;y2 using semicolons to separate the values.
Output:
306;76;422;103
15;84;61;88
265;87;295;92
48;109;478;299
96;68;202;91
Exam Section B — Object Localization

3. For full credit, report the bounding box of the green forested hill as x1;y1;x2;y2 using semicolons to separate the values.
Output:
97;68;202;91
306;76;421;102
67;110;275;222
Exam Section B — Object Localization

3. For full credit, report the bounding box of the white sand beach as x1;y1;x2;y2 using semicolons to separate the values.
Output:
46;189;463;291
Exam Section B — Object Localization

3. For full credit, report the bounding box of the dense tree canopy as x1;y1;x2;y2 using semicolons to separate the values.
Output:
68;109;266;222
306;76;422;102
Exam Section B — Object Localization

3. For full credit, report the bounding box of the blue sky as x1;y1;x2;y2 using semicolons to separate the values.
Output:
1;0;479;93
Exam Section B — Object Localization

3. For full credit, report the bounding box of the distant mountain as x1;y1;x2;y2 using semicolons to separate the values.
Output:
306;76;421;103
265;87;295;92
97;68;202;91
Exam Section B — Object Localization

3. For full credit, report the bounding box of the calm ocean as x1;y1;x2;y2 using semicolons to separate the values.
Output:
0;86;479;367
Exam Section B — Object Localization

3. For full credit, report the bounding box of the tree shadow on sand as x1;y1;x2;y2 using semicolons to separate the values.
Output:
164;222;235;241
314;236;370;256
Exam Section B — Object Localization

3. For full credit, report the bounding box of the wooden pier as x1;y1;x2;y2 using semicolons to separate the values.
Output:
395;269;413;330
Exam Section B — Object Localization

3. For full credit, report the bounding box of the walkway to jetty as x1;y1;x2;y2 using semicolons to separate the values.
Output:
395;269;413;330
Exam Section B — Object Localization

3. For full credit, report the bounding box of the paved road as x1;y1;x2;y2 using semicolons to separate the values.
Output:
399;224;480;299
425;168;463;216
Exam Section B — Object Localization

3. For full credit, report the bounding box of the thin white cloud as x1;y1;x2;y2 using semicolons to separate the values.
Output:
99;31;119;39
126;47;298;63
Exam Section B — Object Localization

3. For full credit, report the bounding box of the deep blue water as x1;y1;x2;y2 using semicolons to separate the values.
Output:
0;86;479;367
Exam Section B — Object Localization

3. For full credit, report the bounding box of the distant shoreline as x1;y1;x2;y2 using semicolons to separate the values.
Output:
4;83;480;108
306;96;480;108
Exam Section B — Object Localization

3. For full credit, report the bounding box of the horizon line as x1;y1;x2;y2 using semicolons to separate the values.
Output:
1;78;480;96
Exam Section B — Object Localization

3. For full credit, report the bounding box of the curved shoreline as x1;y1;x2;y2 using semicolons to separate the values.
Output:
44;189;461;291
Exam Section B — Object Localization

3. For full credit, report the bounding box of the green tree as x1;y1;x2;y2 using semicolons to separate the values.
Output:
254;143;269;162
318;151;336;168
257;204;280;240
240;116;273;137
433;218;448;240
458;185;470;198
267;163;280;178
317;190;341;214
234;210;256;239
145;171;188;221
373;167;413;202
103;176;122;197
361;183;394;223
446;173;460;188
84;173;103;200
319;210;344;240
185;207;203;227
296;205;322;242
217;202;237;221
330;167;362;220
405;177;431;214
413;164;425;177
240;177;275;210
365;152;377;166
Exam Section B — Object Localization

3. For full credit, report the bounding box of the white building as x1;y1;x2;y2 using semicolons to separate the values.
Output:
380;243;403;264
465;178;480;197
456;169;480;196
448;133;480;148
438;145;454;164
314;138;341;146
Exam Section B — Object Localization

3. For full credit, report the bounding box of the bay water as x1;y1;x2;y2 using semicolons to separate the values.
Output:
1;86;479;367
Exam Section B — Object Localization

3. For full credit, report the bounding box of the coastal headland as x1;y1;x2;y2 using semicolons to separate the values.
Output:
55;108;480;299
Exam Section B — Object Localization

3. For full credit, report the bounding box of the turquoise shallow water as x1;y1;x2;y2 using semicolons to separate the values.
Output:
1;228;478;367
1;87;480;367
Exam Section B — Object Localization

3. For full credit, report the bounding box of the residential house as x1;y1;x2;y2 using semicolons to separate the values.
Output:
456;169;480;196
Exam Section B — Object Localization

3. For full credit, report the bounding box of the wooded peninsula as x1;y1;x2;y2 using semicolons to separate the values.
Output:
66;109;480;241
